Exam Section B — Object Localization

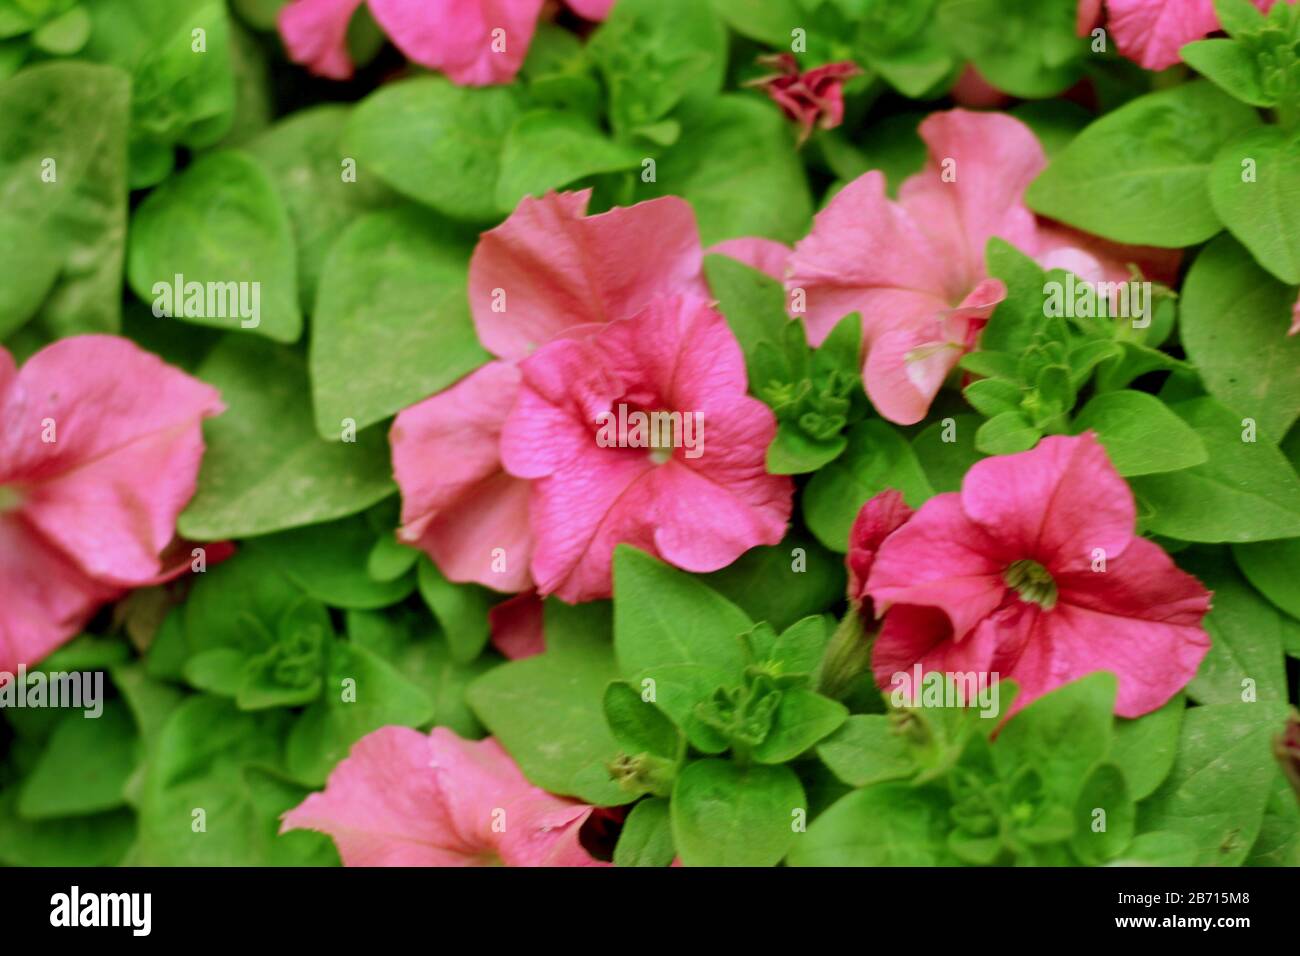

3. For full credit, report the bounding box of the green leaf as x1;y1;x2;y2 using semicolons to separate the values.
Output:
0;61;128;340
938;0;1082;97
1070;390;1208;476
30;4;88;54
649;94;811;244
415;557;493;663
671;759;804;866
1180;551;1288;704
17;702;136;820
129;697;335;866
975;410;1040;455
789;783;953;866
613;797;676;867
699;532;845;631
284;639;434;786
495;110;641;212
178;337;395;539
1137;700;1287;866
1111;694;1184;801
912;413;986;493
752;687;848;764
613;546;751;747
368;535;420;582
1183;237;1300;445
0;795;134;867
703;253;790;375
1071;763;1134;865
467;601;634;805
803;418;934;551
1108;830;1198;866
1209;127;1300;284
604;681;682;761
590;0;726;139
346;608;491;739
245;516;415;610
127;150;301;341
245;104;395;308
1025;81;1260;247
994;672;1116;806
1246;773;1300;866
310;206;488;436
1182;39;1272;107
1131;398;1300;542
816;715;917;788
1233;539;1300;622
709;0;802;46
345;75;519;222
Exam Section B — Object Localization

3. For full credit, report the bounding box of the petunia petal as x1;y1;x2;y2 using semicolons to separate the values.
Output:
390;361;533;592
959;433;1135;575
0;336;223;586
469;191;707;360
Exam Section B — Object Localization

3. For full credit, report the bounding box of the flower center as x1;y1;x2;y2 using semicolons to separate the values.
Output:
0;486;21;514
1003;559;1058;610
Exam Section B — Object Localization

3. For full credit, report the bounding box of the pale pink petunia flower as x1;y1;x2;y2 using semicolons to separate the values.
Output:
499;293;793;602
278;0;611;86
282;726;605;866
865;433;1211;719
0;336;224;675
786;109;1178;426
747;54;862;145
1289;290;1300;336
1096;0;1282;71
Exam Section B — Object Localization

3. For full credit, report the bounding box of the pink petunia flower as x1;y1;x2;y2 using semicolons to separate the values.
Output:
846;489;913;611
499;293;793;602
390;361;533;592
393;190;783;594
747;54;862;146
278;0;612;86
281;726;605;866
488;591;546;659
1082;0;1283;72
468;189;707;363
0;336;224;675
1289;290;1300;336
786;109;1175;426
865;433;1211;719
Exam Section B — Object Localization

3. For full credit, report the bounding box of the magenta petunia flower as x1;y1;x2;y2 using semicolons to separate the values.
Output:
786;109;1174;426
1083;0;1283;72
0;336;224;675
865;433;1211;718
748;54;863;145
282;726;606;866
499;293;793;603
278;0;612;86
846;489;913;611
